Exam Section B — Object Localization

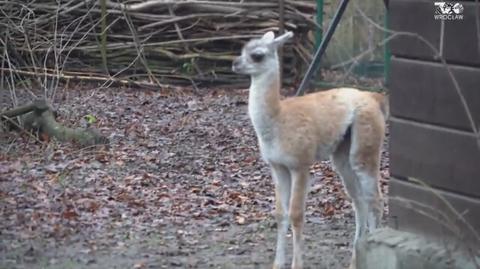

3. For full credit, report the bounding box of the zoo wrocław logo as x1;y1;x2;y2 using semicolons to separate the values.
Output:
434;2;464;20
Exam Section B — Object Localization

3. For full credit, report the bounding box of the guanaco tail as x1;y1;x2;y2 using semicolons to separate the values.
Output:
232;31;388;269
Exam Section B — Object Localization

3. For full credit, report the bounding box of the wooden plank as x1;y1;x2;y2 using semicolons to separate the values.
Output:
389;57;480;131
390;1;480;66
388;178;480;247
443;2;480;66
389;0;440;60
389;118;480;198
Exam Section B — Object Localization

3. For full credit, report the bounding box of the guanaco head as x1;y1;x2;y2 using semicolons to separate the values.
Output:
232;31;293;76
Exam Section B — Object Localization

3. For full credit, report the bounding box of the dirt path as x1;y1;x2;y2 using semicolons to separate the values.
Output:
1;86;388;269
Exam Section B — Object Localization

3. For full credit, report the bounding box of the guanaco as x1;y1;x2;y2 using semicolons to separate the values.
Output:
232;31;388;269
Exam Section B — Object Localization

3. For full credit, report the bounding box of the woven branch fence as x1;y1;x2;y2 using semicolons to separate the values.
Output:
0;0;320;90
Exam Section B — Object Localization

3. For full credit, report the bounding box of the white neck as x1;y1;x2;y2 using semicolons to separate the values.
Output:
248;66;281;140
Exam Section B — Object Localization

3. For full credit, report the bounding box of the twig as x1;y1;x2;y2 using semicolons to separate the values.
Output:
119;4;162;88
408;177;480;244
0;67;165;88
105;0;279;12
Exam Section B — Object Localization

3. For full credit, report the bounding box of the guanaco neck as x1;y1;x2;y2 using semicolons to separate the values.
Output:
248;66;281;140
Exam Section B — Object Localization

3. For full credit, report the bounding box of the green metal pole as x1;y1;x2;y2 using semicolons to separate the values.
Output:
315;0;324;49
383;5;391;86
297;0;350;95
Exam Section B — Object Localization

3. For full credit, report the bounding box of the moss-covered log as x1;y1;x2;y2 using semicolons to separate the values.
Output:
1;99;109;146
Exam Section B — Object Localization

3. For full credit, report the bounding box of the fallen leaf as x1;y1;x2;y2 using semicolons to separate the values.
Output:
235;215;246;225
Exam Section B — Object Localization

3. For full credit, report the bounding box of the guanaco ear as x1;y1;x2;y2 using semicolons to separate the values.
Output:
261;31;275;43
273;31;294;47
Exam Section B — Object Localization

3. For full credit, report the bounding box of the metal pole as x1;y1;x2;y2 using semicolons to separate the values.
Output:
296;0;350;96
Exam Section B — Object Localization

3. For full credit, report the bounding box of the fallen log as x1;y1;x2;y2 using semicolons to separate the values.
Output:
1;99;109;146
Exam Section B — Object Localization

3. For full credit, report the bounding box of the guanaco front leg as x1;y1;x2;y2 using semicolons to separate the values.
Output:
271;164;292;269
289;168;309;269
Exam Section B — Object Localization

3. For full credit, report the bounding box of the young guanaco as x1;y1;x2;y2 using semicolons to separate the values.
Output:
232;31;387;269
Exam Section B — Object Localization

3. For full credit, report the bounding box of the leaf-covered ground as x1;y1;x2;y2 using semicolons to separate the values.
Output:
0;86;389;269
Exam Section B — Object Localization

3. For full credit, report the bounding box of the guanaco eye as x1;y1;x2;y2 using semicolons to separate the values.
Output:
250;52;265;63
